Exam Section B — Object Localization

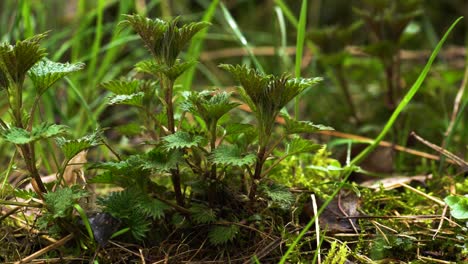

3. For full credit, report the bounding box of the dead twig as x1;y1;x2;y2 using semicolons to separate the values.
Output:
411;132;468;170
441;64;468;150
14;233;74;264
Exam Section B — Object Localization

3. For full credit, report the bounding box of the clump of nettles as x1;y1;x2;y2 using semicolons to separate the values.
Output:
91;14;333;246
0;33;111;245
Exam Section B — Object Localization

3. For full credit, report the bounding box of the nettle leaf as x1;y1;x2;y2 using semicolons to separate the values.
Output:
28;59;84;95
108;92;144;106
122;14;209;65
0;33;47;89
136;59;196;81
98;189;150;241
88;171;122;185
159;19;210;65
44;186;88;218
142;147;183;172
286;137;322;156
283;114;334;134
224;123;256;136
182;91;239;126
208;224;239;245
102;79;140;95
56;130;102;160
120;14;167;58
190;204;217;224
162;131;205;150
138;196;170;220
445;195;468;219
176;21;211;52
260;183;294;210
277;77;322;108
219;64;270;106
0;123;67;144
210;144;256;167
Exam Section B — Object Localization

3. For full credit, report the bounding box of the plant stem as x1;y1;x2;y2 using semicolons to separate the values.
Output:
20;144;47;196
249;145;267;201
170;167;184;206
209;121;217;179
161;75;184;206
163;77;175;133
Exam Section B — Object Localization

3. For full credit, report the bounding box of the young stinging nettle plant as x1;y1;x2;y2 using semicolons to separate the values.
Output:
0;33;110;243
89;13;333;244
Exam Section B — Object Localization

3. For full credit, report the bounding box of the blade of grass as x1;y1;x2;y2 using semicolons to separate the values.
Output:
74;203;94;242
95;1;133;83
274;7;292;72
279;16;463;264
87;0;104;97
64;77;98;130
1;150;17;196
181;0;219;90
20;0;34;38
294;0;308;118
220;2;264;73
274;0;298;27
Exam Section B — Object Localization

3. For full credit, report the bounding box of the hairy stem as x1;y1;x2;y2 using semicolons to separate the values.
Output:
161;75;184;206
20;144;47;197
209;121;217;179
248;145;267;201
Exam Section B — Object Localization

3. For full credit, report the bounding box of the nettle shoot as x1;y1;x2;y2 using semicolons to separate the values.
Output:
92;14;333;244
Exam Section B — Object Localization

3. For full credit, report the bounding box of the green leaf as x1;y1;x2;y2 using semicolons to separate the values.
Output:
219;64;270;106
182;90;239;126
101;79;141;95
28;59;84;95
56;130;102;160
0;123;67;144
142;147;183;172
162;131;205;150
120;14;167;59
210;144;256;167
286;137;322;156
122;14;209;65
138;196;170;220
88;171;123;185
283;114;334;134
0;33;47;89
108;92;144;106
190;204;217;224
44;186;88;218
445;195;468;219
208;224;239;245
98;189;150;241
220;64;322;139
260;183;294;210
136;59;196;81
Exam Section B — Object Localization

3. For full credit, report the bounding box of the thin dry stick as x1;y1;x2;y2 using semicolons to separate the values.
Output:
411;132;468;169
14;233;74;264
311;194;321;264
337;193;359;234
139;248;146;264
433;205;448;240
108;240;142;258
400;182;445;206
442;65;468;148
371;220;390;244
200;45;466;63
